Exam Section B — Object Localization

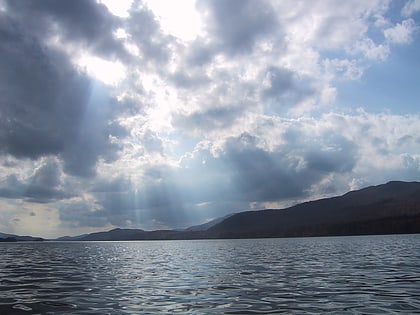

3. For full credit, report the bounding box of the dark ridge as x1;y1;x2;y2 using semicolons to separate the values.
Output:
205;181;420;238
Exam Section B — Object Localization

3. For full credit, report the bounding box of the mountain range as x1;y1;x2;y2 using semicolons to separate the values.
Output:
0;232;43;242
1;181;419;241
205;180;420;238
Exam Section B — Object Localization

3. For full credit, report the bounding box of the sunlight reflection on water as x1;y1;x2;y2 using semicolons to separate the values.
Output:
0;234;419;314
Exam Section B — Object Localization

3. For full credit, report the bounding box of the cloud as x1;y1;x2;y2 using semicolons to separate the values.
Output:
323;58;365;80
3;0;127;60
401;0;420;17
173;106;245;133
275;1;389;50
59;174;197;229
169;69;210;89
221;128;358;200
0;8;126;177
222;134;303;201
194;0;279;58
125;4;176;67
141;130;164;154
0;0;419;237
0;158;72;203
58;116;361;229
350;38;390;61
59;200;108;228
262;66;315;109
199;0;278;54
384;19;418;44
53;109;420;232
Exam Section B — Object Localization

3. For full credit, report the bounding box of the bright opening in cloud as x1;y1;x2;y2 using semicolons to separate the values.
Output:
143;0;203;41
99;0;133;17
77;55;126;86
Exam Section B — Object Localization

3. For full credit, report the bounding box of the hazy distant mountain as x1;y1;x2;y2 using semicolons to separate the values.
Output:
0;232;12;238
184;214;235;232
0;232;43;242
56;181;420;241
55;234;89;241
57;216;234;241
75;228;187;241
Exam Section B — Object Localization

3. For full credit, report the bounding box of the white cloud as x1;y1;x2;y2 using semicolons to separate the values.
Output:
323;58;365;81
384;19;418;44
401;0;420;17
318;112;420;183
351;38;390;61
274;0;389;51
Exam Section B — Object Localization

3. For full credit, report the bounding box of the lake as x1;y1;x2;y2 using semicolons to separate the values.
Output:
0;234;419;314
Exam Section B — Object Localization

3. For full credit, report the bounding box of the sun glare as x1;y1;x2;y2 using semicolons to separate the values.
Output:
99;0;133;17
143;0;203;41
99;0;203;41
78;55;126;86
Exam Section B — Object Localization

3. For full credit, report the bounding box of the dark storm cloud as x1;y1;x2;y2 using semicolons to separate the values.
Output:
222;134;302;201
3;0;127;60
125;5;175;67
263;66;315;109
0;14;87;159
173;106;244;132
185;0;279;66
185;40;217;66
0;13;125;177
0;159;72;203
197;0;278;56
282;128;358;174
305;145;356;173
220;131;358;202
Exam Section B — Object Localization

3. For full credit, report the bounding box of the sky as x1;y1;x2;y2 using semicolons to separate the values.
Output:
0;0;419;238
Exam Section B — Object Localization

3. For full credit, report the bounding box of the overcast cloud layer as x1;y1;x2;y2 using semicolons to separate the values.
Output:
0;0;419;238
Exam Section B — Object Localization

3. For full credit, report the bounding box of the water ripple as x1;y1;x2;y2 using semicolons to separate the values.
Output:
0;235;419;314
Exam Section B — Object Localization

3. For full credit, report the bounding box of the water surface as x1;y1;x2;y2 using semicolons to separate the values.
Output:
1;234;419;314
